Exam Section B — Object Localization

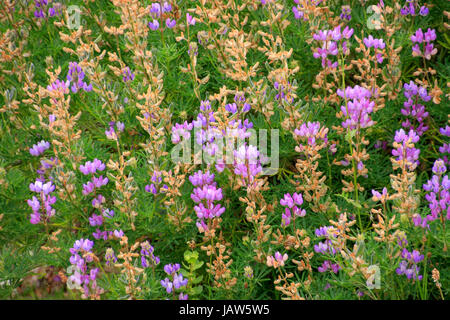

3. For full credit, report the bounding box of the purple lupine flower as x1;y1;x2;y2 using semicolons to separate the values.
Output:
281;208;291;226
363;35;385;63
148;19;160;31
233;144;263;186
92;176;108;188
189;170;215;187
162;1;172;13
79;159;105;175
47;79;70;94
67;62;92;93
312;25;353;69
294;121;328;149
91;194;105;208
145;183;158;195
30;140;50;156
89;213;103;227
161;263;188;298
122;67;135;82
140;241;160;268
144;171;167;195
401;81;430;136
29;180;55;194
392;129;420;170
414;159;450;227
419;6;429;16
166;18;176;29
186;13;196;26
164;263;181;275
69;238;103;298
189;169;225;232
318;260;340;273
396;247;424;281
103;208;115;219
105;248;117;266
411;28;437;60
266;252;288;268
292;5;306;21
337;85;375;132
112;229;124;238
314;226;337;255
279;192;306;226
173;273;188;289
82;176;108;196
439;126;450;165
191;184;225;219
401;1;429;17
161;278;174;293
372;187;388;202
150;3;161;18
179;293;189;300
172;121;193;144
340;6;351;21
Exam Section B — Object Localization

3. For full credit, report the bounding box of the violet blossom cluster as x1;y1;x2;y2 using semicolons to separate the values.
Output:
171;97;255;173
294;121;328;150
36;157;57;183
318;260;340;274
145;170;168;195
148;2;176;30
172;121;193;144
105;248;118;266
401;81;431;136
67;62;93;93
312;25;354;69
279;193;306;226
122;67;135;83
314;226;337;255
186;13;196;26
337;85;375;131
292;1;307;21
233;144;263;187
266;252;288;268
160;263;188;300
34;0;62;19
396;242;424;281
438;125;450;165
190;170;225;232
105;121;125;140
140;241;160;268
47;79;70;95
363;35;385;63
79;159;121;240
274;81;295;103
413;159;449;228
29;140;50;157
400;1;429;16
68;238;103;298
340;6;351;21
27;180;57;224
411;28;437;60
392;129;420;170
223;94;254;149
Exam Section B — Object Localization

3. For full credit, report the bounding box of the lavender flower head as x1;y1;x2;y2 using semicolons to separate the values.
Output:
392;129;420;171
67;62;92;93
30;140;50;157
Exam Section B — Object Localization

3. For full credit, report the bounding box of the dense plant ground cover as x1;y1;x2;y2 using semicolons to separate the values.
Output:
0;0;448;300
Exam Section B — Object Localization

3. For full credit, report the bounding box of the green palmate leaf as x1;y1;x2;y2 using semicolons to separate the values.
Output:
193;275;203;284
191;286;203;295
